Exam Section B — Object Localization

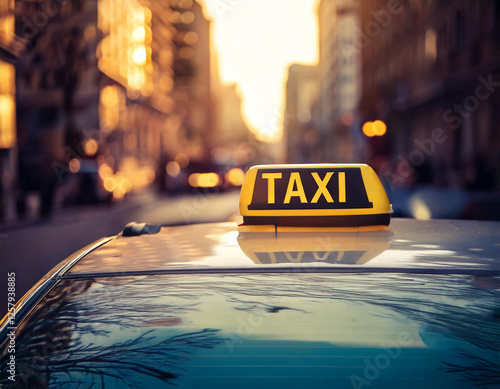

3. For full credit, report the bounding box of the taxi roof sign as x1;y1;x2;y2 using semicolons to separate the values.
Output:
239;164;391;228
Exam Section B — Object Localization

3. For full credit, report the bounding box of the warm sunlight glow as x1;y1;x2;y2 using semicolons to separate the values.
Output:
201;0;319;142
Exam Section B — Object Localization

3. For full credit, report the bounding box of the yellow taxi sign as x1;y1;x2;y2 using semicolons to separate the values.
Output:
239;164;391;227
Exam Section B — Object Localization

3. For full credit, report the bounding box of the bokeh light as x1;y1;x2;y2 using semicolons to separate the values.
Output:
83;139;99;156
69;158;81;173
181;11;195;24
166;161;181;177
132;26;146;42
363;120;386;137
132;46;147;65
362;121;375;137
98;163;114;179
104;177;117;192
184;31;198;44
225;168;245;186
373;120;387;136
188;172;220;188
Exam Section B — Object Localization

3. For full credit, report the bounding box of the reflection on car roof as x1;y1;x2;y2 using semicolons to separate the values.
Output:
66;219;500;277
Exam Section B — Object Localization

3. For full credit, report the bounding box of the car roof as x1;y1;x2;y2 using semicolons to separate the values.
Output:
64;218;500;278
2;218;499;388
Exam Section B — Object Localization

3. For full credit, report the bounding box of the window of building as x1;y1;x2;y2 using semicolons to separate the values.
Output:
0;60;16;149
425;28;437;63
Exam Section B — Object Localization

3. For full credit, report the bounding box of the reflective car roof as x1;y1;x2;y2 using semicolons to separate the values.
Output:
66;218;500;276
1;219;499;388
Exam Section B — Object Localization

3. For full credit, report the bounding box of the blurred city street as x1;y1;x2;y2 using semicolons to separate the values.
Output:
0;189;240;316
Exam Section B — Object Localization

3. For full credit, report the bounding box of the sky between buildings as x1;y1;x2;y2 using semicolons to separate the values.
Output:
201;0;319;142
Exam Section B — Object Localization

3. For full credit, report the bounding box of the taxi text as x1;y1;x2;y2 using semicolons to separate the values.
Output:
262;171;346;204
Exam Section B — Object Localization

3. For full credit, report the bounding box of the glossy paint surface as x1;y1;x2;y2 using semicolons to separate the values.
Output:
2;272;499;388
68;219;500;275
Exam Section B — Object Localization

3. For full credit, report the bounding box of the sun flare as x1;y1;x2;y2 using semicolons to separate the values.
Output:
201;0;319;142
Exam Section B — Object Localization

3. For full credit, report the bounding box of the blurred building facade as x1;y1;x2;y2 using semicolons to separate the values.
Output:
318;0;361;163
14;1;104;214
209;46;260;171
283;64;319;163
0;0;18;219
359;0;500;191
0;0;226;220
284;0;362;164
8;0;171;214
168;0;213;161
214;83;249;145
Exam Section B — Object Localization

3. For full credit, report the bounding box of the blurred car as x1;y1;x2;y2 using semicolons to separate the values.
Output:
1;164;499;388
163;157;245;195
